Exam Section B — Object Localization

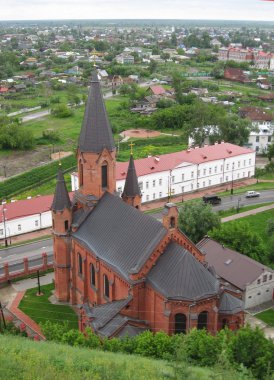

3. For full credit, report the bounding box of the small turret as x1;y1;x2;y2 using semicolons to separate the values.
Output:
162;203;178;230
51;166;72;302
122;154;142;209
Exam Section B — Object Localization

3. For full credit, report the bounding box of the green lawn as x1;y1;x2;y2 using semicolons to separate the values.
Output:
217;181;274;197
255;309;274;327
19;283;78;330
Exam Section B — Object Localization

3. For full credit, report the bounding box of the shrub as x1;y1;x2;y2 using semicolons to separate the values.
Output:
51;104;73;118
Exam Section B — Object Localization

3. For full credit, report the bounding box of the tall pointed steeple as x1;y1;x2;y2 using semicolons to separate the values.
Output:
122;154;142;209
78;71;115;153
52;166;71;212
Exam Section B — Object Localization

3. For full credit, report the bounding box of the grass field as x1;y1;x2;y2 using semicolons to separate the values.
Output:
19;283;78;330
217;181;274;197
255;309;274;327
0;335;247;380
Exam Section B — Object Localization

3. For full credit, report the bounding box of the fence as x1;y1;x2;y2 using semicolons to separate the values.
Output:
0;252;53;284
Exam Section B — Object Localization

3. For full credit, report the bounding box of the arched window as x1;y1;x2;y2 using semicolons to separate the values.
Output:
64;220;68;231
78;253;83;275
90;264;96;287
101;163;108;189
174;313;187;334
170;217;175;228
103;274;109;298
197;311;208;330
79;162;83;187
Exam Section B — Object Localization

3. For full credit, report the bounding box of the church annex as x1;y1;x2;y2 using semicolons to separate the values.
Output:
52;71;244;338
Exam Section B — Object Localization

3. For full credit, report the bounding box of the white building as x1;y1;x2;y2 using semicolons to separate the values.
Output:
0;196;53;242
248;125;274;154
71;142;256;203
198;237;274;309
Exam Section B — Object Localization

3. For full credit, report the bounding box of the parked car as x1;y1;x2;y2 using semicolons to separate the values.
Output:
245;191;260;198
202;194;222;205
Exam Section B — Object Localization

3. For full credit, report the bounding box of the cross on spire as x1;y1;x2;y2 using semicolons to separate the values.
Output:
129;142;135;155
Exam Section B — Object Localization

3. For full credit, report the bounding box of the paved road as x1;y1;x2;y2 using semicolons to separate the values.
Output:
151;190;274;220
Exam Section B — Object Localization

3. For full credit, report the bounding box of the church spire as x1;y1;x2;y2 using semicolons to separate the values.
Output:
122;154;142;209
52;166;71;212
78;70;115;153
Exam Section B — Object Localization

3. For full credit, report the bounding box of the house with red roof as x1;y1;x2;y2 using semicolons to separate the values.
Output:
147;85;166;96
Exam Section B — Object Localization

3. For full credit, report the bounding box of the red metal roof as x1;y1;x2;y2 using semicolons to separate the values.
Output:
149;85;166;95
116;143;254;180
0;193;73;222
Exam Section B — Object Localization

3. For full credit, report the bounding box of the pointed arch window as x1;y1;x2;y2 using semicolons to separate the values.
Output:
90;263;96;287
78;253;83;275
103;274;109;298
79;161;83;187
102;162;108;189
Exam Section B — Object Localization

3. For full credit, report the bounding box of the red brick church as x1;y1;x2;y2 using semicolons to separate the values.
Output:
52;71;244;338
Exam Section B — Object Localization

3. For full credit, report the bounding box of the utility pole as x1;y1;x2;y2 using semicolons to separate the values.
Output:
2;207;8;247
0;300;6;330
37;270;41;295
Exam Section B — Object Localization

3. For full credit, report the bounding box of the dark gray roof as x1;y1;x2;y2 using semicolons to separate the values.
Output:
51;167;71;212
99;314;127;337
219;292;243;315
122;154;141;198
78;71;115;153
72;192;167;280
89;298;131;330
197;237;273;291
117;325;148;338
147;242;219;301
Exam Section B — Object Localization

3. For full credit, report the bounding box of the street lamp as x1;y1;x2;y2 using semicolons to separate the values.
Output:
237;197;241;213
2;208;8;247
230;162;235;195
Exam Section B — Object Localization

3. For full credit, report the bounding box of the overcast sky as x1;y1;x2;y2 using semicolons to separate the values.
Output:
0;0;274;21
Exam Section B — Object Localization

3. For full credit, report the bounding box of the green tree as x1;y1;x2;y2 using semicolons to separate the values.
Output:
267;143;274;162
178;200;221;243
51;104;73;118
210;221;267;263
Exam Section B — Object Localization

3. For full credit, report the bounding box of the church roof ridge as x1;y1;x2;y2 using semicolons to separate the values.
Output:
78;70;115;153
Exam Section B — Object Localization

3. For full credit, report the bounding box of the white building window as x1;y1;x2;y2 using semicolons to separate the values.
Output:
249;159;251;165
182;173;184;181
214;166;217;173
203;181;205;187
220;177;223;183
226;176;229;181
172;176;175;184
209;168;212;174
226;164;229;170
197;170;200;177
153;180;156;187
221;165;223;171
159;178;162;186
191;184;194;190
244;160;246;166
238;161;240;168
146;195;149;201
153;193;156;199
146;181;149;189
237;173;240;178
35;220;39;227
0;229;3;235
209;180;211;185
118;186;122;195
191;171;194;178
159;192;162;197
138;182;143;190
18;224;21;231
197;182;199;188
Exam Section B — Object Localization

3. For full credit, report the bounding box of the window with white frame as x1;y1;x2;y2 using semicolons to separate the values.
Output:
138;182;143;190
238;161;240;168
159;178;162;186
220;177;223;183
146;195;149;201
197;170;200;177
226;176;229;181
226;164;229;170
153;180;156;187
172;176;175;183
191;171;194;178
237;173;240;178
249;159;251;165
209;168;212;174
159;192;162;197
18;224;21;231
146;181;149;189
203;181;205;187
182;173;184;181
209;180;211;185
197;182;199;188
221;165;223;171
35;220;39;227
191;184;194;190
214;166;217;173
203;168;206;175
244;160;246;166
118;186;122;195
153;193;156;199
0;229;3;235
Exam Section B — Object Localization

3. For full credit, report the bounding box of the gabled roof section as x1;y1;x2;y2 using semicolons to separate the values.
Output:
78;70;115;153
197;237;273;291
122;154;141;198
72;192;167;280
219;292;243;315
147;242;219;301
51;167;71;212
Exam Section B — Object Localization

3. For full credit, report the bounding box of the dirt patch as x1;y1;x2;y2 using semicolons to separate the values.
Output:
51;151;73;161
121;129;161;138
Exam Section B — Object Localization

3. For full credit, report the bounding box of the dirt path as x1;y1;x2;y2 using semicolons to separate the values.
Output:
221;203;274;223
